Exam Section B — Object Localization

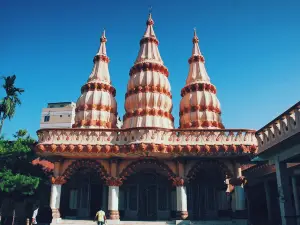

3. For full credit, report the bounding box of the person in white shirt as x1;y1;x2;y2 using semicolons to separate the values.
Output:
32;205;39;225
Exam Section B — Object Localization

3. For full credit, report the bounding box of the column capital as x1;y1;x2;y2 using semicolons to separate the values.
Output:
105;177;123;186
51;176;66;185
171;177;185;186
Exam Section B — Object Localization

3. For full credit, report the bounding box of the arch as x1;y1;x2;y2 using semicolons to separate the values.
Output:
61;159;109;181
186;160;233;182
119;158;176;180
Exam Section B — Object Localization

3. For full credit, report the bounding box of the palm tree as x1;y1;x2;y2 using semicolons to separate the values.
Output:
0;75;24;134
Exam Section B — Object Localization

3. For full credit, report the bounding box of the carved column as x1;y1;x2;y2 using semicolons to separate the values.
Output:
106;177;122;220
50;176;65;222
235;164;246;211
275;158;296;225
172;177;188;220
50;161;64;222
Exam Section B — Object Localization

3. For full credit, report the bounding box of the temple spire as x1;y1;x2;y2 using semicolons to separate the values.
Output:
123;14;174;129
73;30;118;128
179;30;224;129
97;29;107;56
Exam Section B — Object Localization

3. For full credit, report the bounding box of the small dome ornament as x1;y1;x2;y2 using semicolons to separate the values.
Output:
193;28;199;44
100;28;107;43
147;7;154;26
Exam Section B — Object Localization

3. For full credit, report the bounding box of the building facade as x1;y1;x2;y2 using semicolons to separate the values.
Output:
36;14;258;224
40;102;76;129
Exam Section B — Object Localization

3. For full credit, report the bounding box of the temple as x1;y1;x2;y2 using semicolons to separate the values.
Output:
35;14;300;225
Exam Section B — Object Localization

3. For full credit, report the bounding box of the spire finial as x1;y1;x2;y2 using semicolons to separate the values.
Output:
100;28;107;43
147;6;154;25
149;6;152;14
193;28;199;43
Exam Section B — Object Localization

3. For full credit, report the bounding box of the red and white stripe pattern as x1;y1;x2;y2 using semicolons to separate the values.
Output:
74;30;117;128
123;14;174;129
180;30;224;129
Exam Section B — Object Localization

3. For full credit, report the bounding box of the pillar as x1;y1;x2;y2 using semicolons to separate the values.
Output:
264;180;273;225
292;176;300;225
50;161;64;223
275;158;296;225
50;184;62;222
235;164;246;211
106;177;122;220
173;178;188;220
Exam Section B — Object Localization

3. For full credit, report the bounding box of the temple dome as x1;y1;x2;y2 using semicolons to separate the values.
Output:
123;14;174;129
73;30;118;128
179;30;224;129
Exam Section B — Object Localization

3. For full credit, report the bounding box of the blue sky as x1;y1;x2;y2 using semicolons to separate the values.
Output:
1;0;300;139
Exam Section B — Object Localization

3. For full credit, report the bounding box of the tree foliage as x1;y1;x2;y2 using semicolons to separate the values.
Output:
0;75;24;134
0;130;50;199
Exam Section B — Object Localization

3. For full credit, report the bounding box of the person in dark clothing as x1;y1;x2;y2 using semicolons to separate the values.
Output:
35;205;52;225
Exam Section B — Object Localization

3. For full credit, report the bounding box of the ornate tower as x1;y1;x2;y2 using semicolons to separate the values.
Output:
123;14;174;128
73;30;118;128
179;30;224;129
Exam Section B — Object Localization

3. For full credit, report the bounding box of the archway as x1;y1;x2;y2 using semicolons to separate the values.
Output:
119;159;175;221
186;160;232;220
60;160;108;219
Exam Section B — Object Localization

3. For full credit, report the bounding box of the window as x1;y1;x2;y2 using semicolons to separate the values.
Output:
44;115;50;122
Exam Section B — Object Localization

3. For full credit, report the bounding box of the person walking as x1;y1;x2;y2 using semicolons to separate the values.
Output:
32;205;39;225
94;208;106;225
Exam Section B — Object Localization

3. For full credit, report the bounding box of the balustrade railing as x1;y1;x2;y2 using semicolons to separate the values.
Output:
37;128;257;152
256;102;300;154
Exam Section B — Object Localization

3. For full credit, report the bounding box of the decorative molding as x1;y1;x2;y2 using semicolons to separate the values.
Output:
93;55;109;63
179;105;221;116
129;62;169;77
123;108;174;122
181;83;217;97
125;85;172;99
105;177;123;186
170;177;185;186
180;120;224;129
61;160;109;181
119;159;176;180
188;55;205;64
256;102;300;154
140;37;159;46
108;210;119;220
75;104;117;114
51;176;66;185
72;119;117;128
176;211;188;220
80;82;116;97
36;128;257;156
186;160;233;182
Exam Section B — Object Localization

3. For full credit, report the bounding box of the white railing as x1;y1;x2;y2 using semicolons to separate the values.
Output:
256;102;300;154
37;128;257;147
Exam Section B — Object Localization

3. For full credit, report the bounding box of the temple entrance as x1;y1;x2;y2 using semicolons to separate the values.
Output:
120;170;172;221
187;162;229;220
60;168;107;219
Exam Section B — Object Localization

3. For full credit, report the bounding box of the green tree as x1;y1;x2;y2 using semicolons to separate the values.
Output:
0;75;24;134
0;130;50;199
